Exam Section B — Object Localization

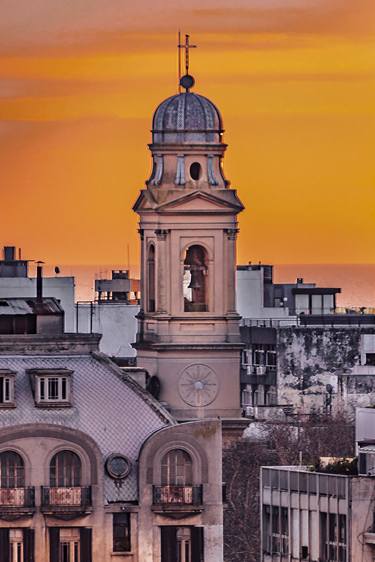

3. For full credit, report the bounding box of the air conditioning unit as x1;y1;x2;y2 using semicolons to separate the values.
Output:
256;366;266;375
246;365;254;375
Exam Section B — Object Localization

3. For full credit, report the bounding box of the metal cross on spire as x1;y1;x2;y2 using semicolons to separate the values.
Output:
178;32;198;92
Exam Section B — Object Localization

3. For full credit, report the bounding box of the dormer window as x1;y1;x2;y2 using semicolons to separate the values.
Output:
0;370;15;407
28;369;73;407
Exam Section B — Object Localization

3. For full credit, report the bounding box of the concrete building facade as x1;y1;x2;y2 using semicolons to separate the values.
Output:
260;408;375;562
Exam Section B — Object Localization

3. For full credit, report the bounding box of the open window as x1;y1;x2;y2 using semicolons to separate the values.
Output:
183;245;208;312
147;244;156;312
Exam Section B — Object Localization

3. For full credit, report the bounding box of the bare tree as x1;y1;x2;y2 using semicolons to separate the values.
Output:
223;412;354;562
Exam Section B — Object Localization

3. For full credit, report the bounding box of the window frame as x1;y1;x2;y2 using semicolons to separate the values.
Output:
28;369;73;408
0;370;15;408
113;512;131;553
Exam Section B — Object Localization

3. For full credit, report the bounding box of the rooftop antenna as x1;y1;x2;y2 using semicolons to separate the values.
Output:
177;33;197;92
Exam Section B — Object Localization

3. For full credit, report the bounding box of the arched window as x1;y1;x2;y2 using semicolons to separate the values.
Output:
50;451;81;487
0;451;24;488
161;449;193;486
183;245;208;312
147;244;156;312
190;162;201;181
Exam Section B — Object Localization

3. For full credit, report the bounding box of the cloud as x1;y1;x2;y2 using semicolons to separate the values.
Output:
0;0;373;56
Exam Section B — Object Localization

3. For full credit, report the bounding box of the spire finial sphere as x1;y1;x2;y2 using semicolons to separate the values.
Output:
180;74;195;92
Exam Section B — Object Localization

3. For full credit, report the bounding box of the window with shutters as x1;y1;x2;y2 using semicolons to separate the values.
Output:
160;526;203;562
9;529;23;562
113;513;131;552
50;528;91;562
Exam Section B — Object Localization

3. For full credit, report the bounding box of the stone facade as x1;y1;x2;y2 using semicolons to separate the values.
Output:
0;335;224;562
133;78;244;420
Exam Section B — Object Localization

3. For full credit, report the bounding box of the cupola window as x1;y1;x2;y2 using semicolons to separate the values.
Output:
190;162;201;181
183;245;208;312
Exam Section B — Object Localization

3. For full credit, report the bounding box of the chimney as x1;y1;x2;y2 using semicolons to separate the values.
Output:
36;261;44;302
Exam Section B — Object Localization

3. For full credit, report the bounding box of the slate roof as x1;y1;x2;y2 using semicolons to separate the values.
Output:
152;91;223;144
0;353;174;502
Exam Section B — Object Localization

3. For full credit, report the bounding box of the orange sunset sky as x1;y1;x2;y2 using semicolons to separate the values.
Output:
0;0;374;267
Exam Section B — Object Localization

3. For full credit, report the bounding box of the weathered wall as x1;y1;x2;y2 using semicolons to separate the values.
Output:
277;327;375;415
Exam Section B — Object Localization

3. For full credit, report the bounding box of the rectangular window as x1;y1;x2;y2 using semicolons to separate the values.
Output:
48;378;59;400
113;513;131;552
266;350;277;367
0;376;13;405
37;376;71;405
263;505;289;555
320;513;347;562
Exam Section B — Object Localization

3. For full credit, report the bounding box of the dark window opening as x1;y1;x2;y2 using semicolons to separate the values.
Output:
183;245;208;312
113;513;131;552
50;451;81;487
190;162;201;181
366;353;375;366
147;245;155;313
263;505;289;556
0;451;25;488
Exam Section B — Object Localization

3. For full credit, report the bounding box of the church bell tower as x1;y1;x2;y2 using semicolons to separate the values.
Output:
133;46;244;420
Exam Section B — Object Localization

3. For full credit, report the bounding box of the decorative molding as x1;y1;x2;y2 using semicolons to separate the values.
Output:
154;229;170;241
207;155;219;186
178;364;218;407
151;155;163;186
175;155;185;185
224;228;239;241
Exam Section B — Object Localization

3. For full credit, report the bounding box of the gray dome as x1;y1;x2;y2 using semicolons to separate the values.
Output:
152;92;223;145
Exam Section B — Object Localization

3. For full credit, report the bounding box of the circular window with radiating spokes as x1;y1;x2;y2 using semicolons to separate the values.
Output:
105;454;132;480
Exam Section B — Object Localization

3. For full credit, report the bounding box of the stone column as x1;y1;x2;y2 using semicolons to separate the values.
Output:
155;229;169;313
224;228;239;314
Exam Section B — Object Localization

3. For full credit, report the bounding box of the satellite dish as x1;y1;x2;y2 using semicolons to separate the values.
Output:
54;266;60;275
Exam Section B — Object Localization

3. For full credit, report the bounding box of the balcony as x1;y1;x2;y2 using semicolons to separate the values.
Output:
152;485;203;518
41;486;92;518
0;487;35;519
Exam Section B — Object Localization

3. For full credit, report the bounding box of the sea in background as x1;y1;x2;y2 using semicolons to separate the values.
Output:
39;263;375;308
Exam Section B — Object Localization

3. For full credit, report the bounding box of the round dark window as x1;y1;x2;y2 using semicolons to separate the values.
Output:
105;454;132;480
190;162;201;180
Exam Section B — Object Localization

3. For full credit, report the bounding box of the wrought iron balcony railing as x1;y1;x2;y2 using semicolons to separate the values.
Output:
41;486;92;509
153;485;203;506
0;487;35;508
